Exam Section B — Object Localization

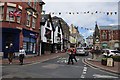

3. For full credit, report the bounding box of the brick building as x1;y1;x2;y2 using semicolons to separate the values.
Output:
99;25;120;49
0;1;45;58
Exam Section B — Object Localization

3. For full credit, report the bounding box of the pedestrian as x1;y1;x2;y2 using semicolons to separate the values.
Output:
67;50;74;65
18;47;26;65
7;43;14;64
72;48;77;62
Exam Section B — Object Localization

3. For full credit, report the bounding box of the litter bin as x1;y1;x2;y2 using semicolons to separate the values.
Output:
107;58;114;67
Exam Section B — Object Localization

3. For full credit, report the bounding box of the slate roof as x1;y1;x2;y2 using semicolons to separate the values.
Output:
99;25;120;30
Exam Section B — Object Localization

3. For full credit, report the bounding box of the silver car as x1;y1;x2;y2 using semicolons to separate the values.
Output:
76;47;89;56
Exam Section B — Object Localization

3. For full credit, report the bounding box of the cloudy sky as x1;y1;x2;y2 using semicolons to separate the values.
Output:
43;0;119;38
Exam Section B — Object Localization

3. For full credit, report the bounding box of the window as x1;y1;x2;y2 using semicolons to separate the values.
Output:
33;2;37;10
6;7;15;21
58;27;60;32
27;0;32;6
102;32;107;39
32;17;36;28
0;6;4;21
45;28;51;39
47;21;50;27
17;10;22;23
26;13;31;27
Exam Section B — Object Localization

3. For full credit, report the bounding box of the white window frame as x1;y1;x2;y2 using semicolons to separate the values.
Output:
32;17;36;29
0;6;4;21
26;13;31;27
6;7;15;22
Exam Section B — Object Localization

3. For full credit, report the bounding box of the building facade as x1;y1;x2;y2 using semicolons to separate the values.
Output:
55;17;70;50
86;35;93;48
69;24;80;48
1;1;44;58
52;16;63;53
40;14;54;55
99;25;120;49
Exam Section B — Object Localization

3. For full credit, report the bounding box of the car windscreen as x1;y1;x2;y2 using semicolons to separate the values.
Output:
77;48;83;50
111;50;120;53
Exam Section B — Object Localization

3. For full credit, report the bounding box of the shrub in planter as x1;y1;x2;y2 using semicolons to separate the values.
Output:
101;58;107;66
112;56;120;62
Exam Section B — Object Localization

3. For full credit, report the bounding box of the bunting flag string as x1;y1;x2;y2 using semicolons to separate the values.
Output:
77;26;94;31
48;11;117;16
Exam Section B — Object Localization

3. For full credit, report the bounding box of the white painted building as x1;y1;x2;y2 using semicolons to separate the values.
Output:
40;14;54;55
52;18;63;52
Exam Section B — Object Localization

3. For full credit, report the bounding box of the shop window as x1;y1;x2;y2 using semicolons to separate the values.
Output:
6;7;15;21
23;42;36;54
0;6;4;21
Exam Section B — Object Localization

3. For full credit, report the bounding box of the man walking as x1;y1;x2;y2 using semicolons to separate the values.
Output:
67;50;74;65
7;43;14;64
18;47;26;65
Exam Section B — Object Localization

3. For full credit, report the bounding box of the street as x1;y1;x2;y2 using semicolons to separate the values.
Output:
2;54;119;79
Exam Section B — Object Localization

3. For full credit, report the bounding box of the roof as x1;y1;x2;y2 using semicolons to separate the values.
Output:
99;25;120;30
99;26;112;30
41;14;54;31
41;14;50;23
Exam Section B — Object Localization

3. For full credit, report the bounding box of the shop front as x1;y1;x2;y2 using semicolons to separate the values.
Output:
2;28;21;58
22;29;38;54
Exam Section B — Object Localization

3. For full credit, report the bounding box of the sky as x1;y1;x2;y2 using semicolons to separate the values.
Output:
43;0;119;39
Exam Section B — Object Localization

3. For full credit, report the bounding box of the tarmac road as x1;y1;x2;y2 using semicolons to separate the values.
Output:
2;54;119;79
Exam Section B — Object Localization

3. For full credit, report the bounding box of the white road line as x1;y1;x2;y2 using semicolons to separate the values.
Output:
80;75;85;78
82;58;119;76
93;74;118;78
80;65;88;78
83;71;87;74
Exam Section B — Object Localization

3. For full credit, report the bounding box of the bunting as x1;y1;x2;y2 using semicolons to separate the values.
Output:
48;11;117;16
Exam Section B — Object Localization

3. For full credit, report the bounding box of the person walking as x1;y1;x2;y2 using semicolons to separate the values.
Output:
67;50;74;65
73;48;77;62
18;47;26;65
7;43;14;64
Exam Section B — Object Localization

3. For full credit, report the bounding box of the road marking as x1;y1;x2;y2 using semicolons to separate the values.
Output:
83;71;87;74
80;65;88;78
93;74;118;78
80;75;85;78
82;58;119;76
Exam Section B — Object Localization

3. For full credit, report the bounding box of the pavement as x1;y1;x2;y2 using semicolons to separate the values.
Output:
0;52;66;65
83;58;120;75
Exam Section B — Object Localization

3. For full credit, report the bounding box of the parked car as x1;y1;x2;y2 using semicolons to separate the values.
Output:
76;47;89;56
102;49;120;57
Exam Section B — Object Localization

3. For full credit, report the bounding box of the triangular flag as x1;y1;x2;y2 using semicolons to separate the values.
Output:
69;12;71;14
110;12;113;15
115;12;117;15
87;11;89;13
59;12;61;15
107;12;109;15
